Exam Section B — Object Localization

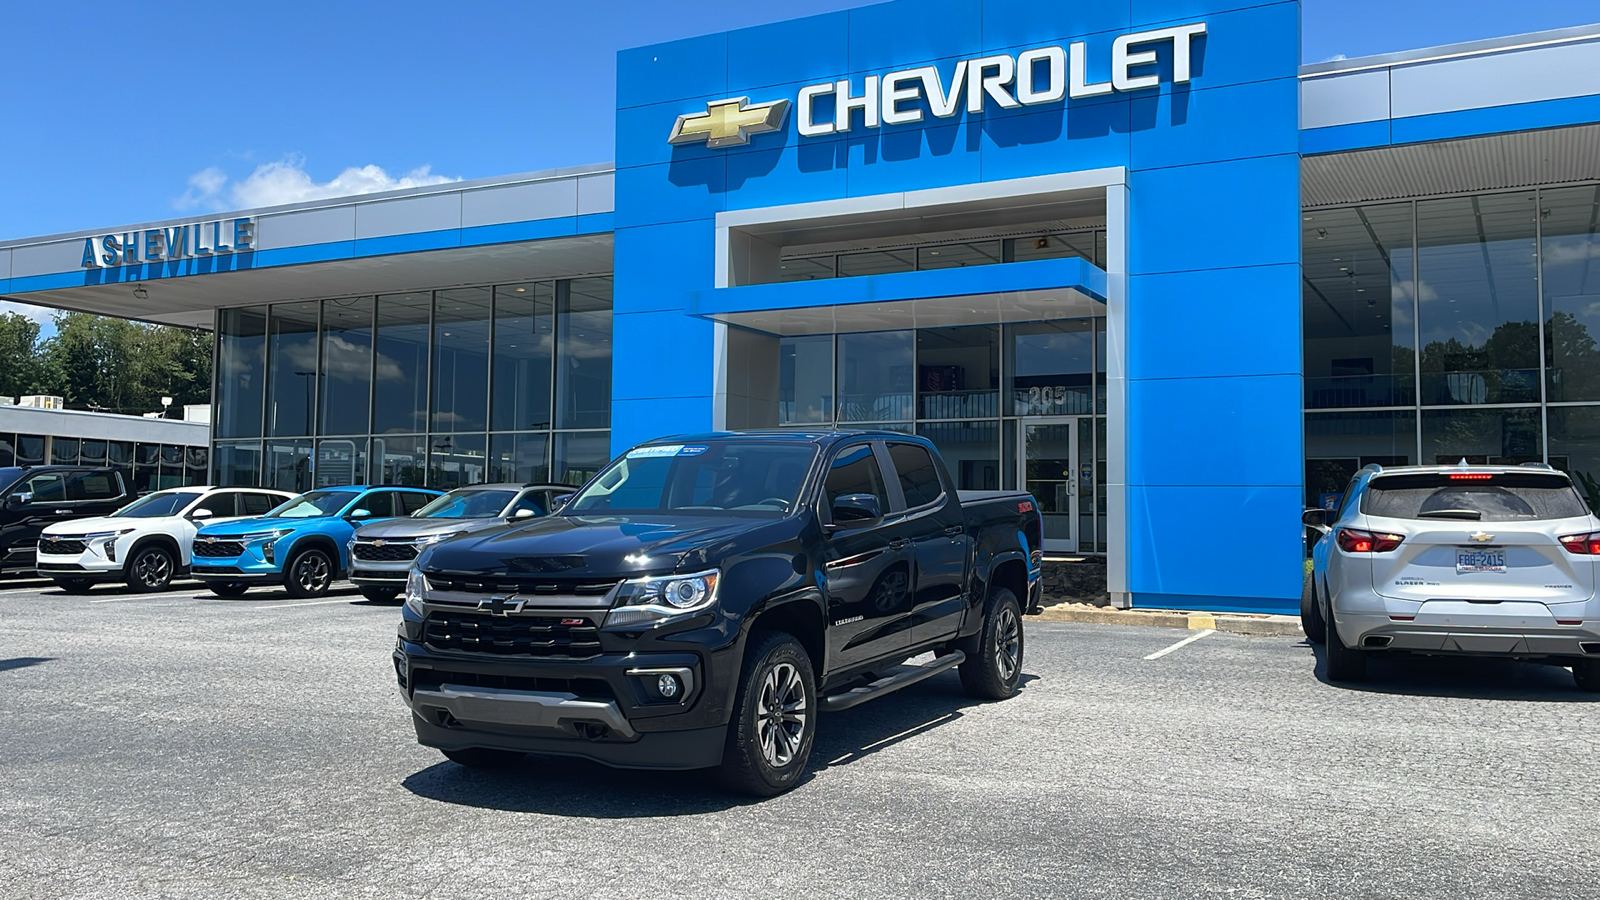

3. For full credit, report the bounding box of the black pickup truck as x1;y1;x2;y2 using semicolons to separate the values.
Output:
395;431;1043;795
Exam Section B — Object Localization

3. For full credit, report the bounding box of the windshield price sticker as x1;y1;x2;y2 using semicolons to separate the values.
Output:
627;445;684;458
679;446;708;455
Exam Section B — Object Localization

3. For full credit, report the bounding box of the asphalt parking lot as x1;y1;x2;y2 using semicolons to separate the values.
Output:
1;576;1597;899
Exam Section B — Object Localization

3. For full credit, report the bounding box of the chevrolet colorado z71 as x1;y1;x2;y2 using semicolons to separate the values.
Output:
395;431;1043;796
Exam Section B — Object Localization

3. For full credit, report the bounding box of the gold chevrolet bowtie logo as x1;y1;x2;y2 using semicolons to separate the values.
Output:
667;97;791;149
1470;531;1495;542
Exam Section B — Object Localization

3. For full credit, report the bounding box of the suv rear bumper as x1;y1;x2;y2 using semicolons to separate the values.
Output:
1333;586;1600;659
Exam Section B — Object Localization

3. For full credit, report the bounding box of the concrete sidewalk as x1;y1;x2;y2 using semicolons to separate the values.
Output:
1029;602;1303;637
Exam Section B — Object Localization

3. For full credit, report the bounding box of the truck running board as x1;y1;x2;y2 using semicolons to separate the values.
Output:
819;651;965;713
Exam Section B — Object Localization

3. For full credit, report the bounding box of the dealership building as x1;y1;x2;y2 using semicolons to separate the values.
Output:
1;0;1598;613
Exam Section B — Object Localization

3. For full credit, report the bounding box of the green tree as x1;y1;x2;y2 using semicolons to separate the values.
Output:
34;312;211;415
0;313;42;400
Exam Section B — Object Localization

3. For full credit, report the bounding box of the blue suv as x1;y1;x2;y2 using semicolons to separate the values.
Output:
191;486;440;598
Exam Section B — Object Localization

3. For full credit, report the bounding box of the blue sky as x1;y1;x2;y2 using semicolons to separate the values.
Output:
1;0;1596;324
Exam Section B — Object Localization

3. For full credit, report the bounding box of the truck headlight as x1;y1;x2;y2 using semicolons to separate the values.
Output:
604;569;720;627
404;568;428;616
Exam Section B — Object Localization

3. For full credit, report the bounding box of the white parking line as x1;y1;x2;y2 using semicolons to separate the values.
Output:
1143;629;1215;660
250;598;356;610
88;595;169;604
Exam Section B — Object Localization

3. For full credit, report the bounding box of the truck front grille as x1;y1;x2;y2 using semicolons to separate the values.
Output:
423;612;602;658
38;539;87;555
353;542;418;561
192;541;244;558
425;575;619;597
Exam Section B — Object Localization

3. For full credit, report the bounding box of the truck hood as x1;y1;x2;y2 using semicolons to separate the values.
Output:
353;517;512;540
418;514;789;577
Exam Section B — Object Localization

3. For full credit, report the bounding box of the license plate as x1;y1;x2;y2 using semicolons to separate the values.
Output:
1456;548;1506;574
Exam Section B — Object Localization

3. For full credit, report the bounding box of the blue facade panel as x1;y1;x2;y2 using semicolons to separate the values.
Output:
1127;484;1304;608
611;0;1306;614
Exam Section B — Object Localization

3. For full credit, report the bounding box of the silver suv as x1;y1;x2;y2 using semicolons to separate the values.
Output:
1303;463;1600;691
347;483;572;602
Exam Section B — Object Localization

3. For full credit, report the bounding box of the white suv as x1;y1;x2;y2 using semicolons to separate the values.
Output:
36;486;293;594
1303;463;1600;691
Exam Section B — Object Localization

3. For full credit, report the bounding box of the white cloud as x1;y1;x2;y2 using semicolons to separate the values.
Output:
174;155;459;211
0;300;57;326
1322;53;1348;62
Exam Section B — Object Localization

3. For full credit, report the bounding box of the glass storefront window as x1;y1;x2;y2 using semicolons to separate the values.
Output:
1304;410;1418;506
428;433;488;490
1542;185;1600;403
489;432;550;483
433;288;492;433
1421;407;1541;465
265;439;313;493
838;249;915;277
1549;406;1600;512
52;438;79;464
1302;202;1416;409
217;307;266;439
776;257;834;282
79;440;107;465
917;326;999;420
315;438;367;488
1008;321;1093;416
16;434;44;465
557;278;613;430
373;293;432;436
779;335;834;425
372;435;426;487
213;441;262;488
319;297;374;436
1417;192;1540;405
553;432;611;485
491;283;555;431
1007;231;1104;267
917;421;999;491
0;435;13;468
837;331;914;422
265;301;320;437
917;241;1000;270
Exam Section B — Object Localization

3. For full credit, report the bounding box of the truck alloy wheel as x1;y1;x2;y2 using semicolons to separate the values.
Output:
285;549;333;598
719;631;816;797
128;546;174;592
959;587;1024;700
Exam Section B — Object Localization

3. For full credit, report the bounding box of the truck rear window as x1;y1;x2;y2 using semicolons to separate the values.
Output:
1362;472;1591;522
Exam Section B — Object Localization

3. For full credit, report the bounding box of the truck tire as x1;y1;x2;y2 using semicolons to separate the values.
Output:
359;586;399;604
208;582;250;598
442;747;524;769
1324;604;1368;682
126;545;176;593
284;547;334;598
54;578;95;595
959;587;1025;700
1300;572;1327;644
1573;659;1600;693
718;630;816;797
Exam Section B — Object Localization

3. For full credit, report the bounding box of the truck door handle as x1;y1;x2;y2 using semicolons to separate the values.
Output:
889;538;910;550
943;525;963;536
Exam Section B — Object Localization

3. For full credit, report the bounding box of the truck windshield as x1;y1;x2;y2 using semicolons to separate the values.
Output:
268;490;357;519
567;442;816;515
113;491;202;518
1363;472;1591;521
415;489;518;519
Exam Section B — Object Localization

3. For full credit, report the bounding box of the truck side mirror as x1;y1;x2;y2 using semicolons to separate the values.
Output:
4;492;32;511
831;494;883;529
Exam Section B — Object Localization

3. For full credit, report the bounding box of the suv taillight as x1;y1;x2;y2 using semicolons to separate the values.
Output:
1558;532;1600;555
1337;528;1403;553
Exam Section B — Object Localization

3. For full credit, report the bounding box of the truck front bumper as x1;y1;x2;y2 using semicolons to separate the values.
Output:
395;636;731;770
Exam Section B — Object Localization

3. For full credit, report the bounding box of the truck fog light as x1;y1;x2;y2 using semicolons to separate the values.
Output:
657;673;680;699
264;543;275;563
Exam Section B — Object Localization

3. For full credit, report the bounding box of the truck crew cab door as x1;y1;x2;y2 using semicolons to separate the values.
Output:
883;441;969;646
819;441;913;673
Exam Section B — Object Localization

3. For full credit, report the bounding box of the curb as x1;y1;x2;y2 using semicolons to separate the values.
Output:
1028;604;1303;637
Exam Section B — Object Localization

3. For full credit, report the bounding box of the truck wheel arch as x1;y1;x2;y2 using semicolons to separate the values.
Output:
744;595;827;682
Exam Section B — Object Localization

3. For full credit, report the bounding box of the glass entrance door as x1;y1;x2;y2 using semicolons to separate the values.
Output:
1019;419;1078;553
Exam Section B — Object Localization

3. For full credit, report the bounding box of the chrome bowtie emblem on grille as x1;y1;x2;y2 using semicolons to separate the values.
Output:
372;539;385;547
667;96;791;148
1470;531;1495;543
203;537;216;543
478;594;525;617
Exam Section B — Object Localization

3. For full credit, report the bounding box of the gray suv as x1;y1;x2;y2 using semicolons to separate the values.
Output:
347;483;571;601
1303;463;1600;690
